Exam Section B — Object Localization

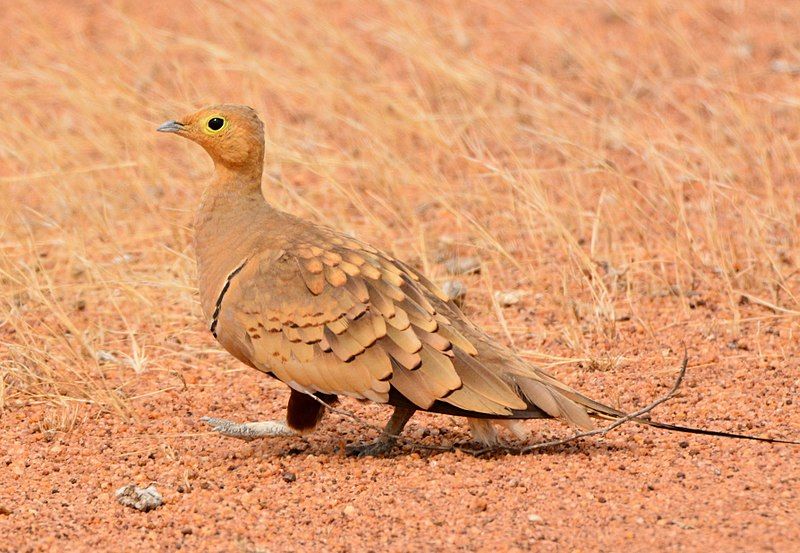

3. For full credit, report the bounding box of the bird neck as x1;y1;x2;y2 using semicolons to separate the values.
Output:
193;161;278;320
199;160;270;224
212;161;263;194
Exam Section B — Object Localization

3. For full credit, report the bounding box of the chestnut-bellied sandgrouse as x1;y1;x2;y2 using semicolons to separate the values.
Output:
157;105;798;455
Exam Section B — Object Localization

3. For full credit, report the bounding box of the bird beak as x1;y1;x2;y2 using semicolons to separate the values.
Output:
156;120;185;133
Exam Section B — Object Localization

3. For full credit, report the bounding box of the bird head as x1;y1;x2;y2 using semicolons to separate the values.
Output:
157;104;264;168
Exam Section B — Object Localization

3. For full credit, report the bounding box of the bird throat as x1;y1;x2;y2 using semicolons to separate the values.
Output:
193;168;275;323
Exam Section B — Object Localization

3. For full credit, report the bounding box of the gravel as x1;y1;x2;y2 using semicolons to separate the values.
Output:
115;484;163;512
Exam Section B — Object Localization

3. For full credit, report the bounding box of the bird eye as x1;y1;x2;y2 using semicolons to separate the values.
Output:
206;117;225;132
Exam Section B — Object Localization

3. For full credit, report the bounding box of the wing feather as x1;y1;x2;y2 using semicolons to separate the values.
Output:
219;231;590;426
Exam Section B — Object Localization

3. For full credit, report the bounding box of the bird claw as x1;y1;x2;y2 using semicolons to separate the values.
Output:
201;416;295;441
345;436;396;457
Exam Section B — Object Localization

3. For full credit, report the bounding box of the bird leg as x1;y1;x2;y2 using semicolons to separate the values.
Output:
201;417;296;441
345;406;416;457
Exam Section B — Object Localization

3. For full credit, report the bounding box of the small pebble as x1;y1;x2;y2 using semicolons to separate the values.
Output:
444;257;481;275
527;513;543;523
343;504;356;516
771;60;800;74
731;43;753;59
282;472;297;483
96;351;117;364
112;253;135;264
494;290;526;307
442;280;467;307
115;484;163;512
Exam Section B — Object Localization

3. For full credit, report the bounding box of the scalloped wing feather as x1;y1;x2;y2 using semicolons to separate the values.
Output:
211;227;593;426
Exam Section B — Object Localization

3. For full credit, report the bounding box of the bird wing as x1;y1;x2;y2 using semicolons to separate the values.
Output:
213;230;524;411
216;229;593;428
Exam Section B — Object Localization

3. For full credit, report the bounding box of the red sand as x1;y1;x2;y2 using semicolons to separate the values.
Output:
2;1;799;551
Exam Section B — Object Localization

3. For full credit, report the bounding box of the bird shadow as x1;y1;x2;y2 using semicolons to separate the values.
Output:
247;432;632;460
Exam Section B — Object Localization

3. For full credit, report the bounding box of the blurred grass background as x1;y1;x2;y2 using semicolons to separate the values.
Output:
1;0;799;426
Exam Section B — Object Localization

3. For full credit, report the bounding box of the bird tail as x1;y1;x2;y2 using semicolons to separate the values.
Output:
511;355;800;445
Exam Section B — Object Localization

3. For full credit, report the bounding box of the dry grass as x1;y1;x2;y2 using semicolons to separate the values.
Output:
2;0;799;420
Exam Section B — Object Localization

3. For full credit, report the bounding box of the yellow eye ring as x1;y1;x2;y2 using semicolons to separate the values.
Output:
203;116;227;135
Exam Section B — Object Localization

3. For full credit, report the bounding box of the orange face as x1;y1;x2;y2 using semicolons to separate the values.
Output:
157;104;264;166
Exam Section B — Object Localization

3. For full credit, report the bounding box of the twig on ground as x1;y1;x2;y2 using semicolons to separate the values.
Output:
305;350;689;456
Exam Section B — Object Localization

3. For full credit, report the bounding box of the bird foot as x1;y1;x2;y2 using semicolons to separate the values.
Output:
201;417;295;441
345;436;397;457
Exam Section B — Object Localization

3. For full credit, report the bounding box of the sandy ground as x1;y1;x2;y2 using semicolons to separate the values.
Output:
2;298;798;552
2;1;799;551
